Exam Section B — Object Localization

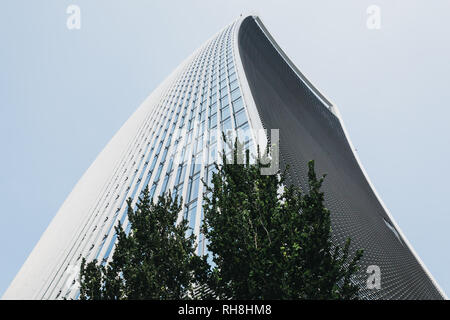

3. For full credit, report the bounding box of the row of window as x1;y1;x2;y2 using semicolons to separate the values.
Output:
56;22;252;299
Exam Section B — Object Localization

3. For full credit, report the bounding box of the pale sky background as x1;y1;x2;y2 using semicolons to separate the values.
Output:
1;0;449;297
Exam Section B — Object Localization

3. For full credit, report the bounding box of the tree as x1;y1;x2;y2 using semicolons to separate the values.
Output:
79;139;363;300
79;188;208;300
201;141;363;299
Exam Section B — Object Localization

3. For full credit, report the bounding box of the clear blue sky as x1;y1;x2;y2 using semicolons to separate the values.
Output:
1;0;449;297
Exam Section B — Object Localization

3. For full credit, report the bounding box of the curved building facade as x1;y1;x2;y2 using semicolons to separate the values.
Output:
3;15;446;300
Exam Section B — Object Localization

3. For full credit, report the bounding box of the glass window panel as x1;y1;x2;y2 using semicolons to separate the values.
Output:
156;141;163;154
209;113;217;128
208;128;217;145
187;203;197;236
220;88;228;98
230;88;241;101
221;105;231;120
149;183;157;198
209;102;217;116
221;118;232;133
232;97;244;112
179;146;186;163
196;138;203;154
143;170;153;189
184;206;189;220
175;164;186;185
160;175;170;196
173;183;183;203
161;148;168;162
187;119;193;130
188;174;200;202
154;163;163;182
220;95;229;108
235;109;248;128
166;156;174;173
149;157;158;172
237;123;251;145
200;121;205;136
229;79;239;91
208;143;217;164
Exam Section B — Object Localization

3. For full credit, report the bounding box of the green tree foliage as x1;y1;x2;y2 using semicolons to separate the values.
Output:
79;188;208;300
79;139;363;300
201;141;363;299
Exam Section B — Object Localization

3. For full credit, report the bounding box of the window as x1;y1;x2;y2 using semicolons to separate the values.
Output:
156;141;163;155
220;79;227;89
229;79;239;91
195;138;203;155
208;128;217;145
208;143;217;165
221;118;232;133
187;174;200;202
160;148;168;162
185;203;197;236
234;109;248;128
237;122;251;145
221;105;231;120
160;175;170;196
149;157;158;172
232;97;244;112
166;157;174;173
209;113;217;129
175;164;186;185
230;88;241;101
149;183;157;198
173;183;183;203
154;163;163;182
200;110;206;122
220;95;229;108
209;102;217;116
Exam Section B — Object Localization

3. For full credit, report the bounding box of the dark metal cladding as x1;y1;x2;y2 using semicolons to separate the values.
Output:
237;16;444;299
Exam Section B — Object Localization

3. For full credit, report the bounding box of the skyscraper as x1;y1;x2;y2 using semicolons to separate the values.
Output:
4;15;446;300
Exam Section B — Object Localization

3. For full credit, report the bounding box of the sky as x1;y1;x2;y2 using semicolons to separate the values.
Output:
1;0;449;297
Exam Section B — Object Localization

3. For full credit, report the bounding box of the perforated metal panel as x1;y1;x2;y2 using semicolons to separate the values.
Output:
237;16;444;300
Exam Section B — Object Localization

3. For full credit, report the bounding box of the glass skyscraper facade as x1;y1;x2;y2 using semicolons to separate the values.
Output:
4;15;446;300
